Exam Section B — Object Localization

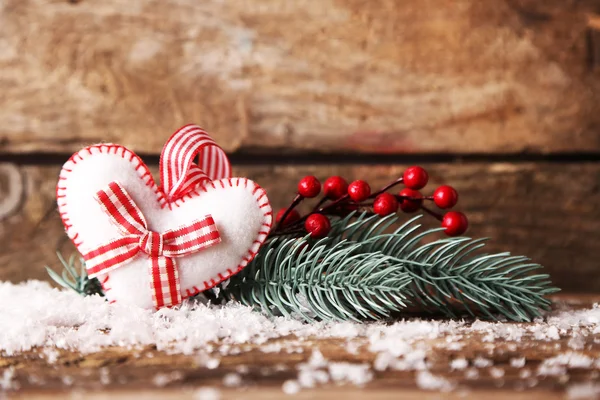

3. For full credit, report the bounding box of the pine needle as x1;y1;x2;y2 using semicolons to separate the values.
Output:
45;253;103;297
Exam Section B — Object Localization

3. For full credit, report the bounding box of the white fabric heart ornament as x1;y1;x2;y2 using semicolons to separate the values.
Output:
56;125;273;310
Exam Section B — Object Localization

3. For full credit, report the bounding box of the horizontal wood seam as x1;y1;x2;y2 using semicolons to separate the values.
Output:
1;152;600;166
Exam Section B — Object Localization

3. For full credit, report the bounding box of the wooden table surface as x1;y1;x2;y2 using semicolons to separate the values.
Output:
1;294;599;399
13;388;588;399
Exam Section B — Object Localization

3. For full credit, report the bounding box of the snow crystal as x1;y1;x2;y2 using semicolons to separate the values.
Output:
446;342;464;351
99;367;110;385
416;371;455;391
532;325;560;341
465;369;479;380
297;368;329;388
206;358;220;369
42;348;59;364
510;357;526;368
567;383;600;399
235;365;250;374
304;350;327;369
27;374;45;386
568;335;586;350
152;371;183;387
282;380;301;394
537;363;566;377
519;369;532;379
450;358;468;370
373;351;395;371
541;353;594;369
328;363;373;386
490;367;505;379
223;373;242;387
345;341;360;355
473;357;492;368
193;387;220;400
61;375;74;386
0;368;18;390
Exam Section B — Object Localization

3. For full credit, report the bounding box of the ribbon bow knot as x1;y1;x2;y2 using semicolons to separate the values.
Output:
139;231;164;258
82;125;231;309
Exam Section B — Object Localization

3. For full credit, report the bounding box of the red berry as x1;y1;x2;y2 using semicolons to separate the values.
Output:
433;185;458;209
347;180;371;202
323;176;349;200
276;208;300;226
442;211;468;236
304;214;331;238
403;166;429;190
298;176;321;198
373;193;399;216
398;188;423;213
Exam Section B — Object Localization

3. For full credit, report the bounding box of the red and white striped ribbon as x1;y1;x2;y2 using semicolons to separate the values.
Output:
160;124;231;201
83;181;221;309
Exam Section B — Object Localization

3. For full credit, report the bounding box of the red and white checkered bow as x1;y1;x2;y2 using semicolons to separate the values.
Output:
83;125;231;309
83;181;221;308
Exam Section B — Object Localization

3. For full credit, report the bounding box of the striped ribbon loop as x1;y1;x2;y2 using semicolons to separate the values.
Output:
83;181;221;309
160;124;232;201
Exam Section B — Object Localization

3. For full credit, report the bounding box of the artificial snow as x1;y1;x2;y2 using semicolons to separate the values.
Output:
152;371;184;387
282;380;301;394
567;383;600;399
450;358;468;370
1;281;600;394
416;371;455;391
0;368;17;390
193;387;220;400
510;357;526;368
222;373;242;387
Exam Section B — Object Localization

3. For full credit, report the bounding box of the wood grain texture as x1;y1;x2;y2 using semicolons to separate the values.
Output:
0;162;598;292
0;0;599;154
9;388;576;400
1;295;598;398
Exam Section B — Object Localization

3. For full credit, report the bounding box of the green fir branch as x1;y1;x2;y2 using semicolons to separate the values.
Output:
224;236;413;322
45;252;104;297
224;212;559;322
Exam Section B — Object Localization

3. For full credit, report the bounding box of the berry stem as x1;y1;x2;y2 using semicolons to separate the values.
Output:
311;197;329;212
316;194;350;213
368;177;404;199
275;194;304;231
395;195;433;202
420;204;444;222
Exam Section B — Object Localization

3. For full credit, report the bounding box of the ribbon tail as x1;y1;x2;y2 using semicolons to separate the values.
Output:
149;256;182;309
83;236;141;278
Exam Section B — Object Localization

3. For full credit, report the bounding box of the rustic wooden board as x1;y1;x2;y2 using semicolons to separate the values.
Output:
1;0;599;154
11;388;577;400
1;295;599;398
0;162;598;292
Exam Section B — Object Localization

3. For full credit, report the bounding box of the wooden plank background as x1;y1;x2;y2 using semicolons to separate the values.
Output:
1;0;599;154
1;162;598;292
0;0;599;292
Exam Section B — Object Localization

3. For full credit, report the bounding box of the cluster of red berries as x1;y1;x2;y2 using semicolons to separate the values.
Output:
274;166;468;239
